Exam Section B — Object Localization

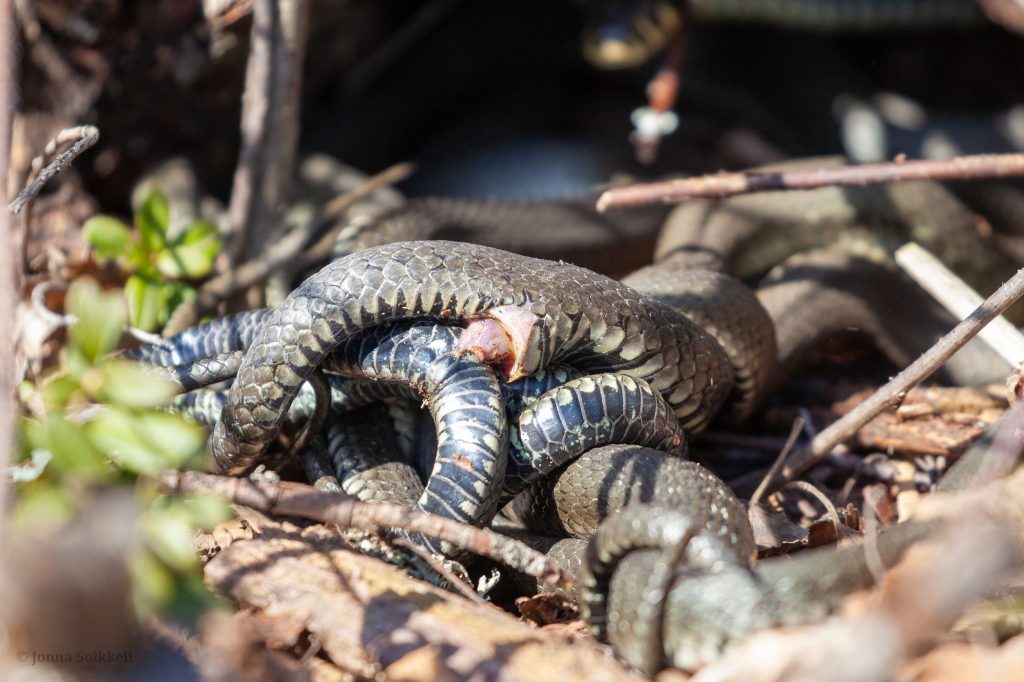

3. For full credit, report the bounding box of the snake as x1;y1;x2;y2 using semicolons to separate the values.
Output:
331;195;670;278
207;241;737;535
580;1;986;70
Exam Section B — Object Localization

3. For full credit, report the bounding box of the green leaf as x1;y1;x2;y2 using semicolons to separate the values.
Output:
85;407;205;474
163;573;226;626
66;278;127;361
179;494;231;529
125;275;166;333
125;241;152;273
164;281;195;316
39;374;82;410
135;412;207;465
11;484;73;529
83;216;136;261
135;190;170;253
96;360;179;409
143;506;200;571
85;407;167;475
42;415;112;483
176;220;220;247
157;222;222;279
129;548;176;617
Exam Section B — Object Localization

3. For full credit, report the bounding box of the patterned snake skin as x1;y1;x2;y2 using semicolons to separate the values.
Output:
210;241;734;498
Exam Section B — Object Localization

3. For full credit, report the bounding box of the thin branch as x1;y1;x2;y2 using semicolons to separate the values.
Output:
749;416;805;505
0;0;14;534
766;264;1024;494
895;242;1024;366
225;0;308;268
596;152;1024;211
162;162;412;335
387;537;486;605
787;480;842;540
151;470;572;592
8;124;98;214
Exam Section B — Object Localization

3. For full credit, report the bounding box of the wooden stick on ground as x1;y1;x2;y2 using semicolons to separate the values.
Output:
766;264;1024;494
596;153;1024;211
151;470;573;592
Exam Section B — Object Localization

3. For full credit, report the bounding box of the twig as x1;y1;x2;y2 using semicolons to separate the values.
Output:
0;0;14;534
280;162;415;274
151;470;572;592
596;152;1024;211
786;480;842;541
163;162;412;335
225;0;308;269
895;242;1024;366
766;264;1024;494
387;537;486;605
8;125;99;215
12;126;98;278
147;616;206;669
749;416;805;505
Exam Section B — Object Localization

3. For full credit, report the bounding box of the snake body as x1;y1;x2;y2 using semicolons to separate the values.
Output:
324;323;508;545
210;240;733;480
322;405;424;506
623;252;777;423
687;0;983;30
333;197;668;277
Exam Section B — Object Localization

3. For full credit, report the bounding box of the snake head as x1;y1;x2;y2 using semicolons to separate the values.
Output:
459;304;543;381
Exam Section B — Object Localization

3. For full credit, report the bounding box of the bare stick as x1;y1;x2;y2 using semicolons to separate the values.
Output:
387;537;486;605
596;152;1024;211
8;125;98;214
749;416;805;505
151;470;572;592
163;162;412;335
766;264;1024;493
895;242;1024;366
225;0;308;267
0;0;14;533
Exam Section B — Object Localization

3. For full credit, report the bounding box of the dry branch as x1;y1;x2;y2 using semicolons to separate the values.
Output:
596;153;1024;211
7;125;98;215
151;469;573;592
225;0;308;268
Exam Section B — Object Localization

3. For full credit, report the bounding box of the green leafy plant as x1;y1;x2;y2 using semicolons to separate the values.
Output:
15;277;229;620
83;189;222;332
